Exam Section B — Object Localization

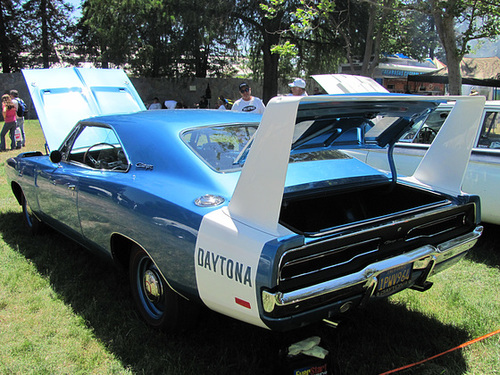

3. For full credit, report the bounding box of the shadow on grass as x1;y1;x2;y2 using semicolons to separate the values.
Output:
0;211;477;375
466;223;500;268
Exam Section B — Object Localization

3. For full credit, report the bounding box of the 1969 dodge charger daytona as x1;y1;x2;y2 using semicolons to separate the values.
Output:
6;68;485;331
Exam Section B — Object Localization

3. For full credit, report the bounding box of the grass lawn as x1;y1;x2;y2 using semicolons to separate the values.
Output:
0;120;499;374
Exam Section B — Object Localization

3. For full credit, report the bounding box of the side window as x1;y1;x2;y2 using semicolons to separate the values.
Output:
67;125;129;171
477;111;500;149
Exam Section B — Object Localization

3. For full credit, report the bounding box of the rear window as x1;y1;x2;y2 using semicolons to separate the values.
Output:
181;124;258;172
182;123;351;172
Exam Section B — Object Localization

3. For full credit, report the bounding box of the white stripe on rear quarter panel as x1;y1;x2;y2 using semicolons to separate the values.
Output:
195;207;281;329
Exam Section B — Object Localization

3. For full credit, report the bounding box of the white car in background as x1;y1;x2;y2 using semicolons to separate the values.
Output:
348;101;500;225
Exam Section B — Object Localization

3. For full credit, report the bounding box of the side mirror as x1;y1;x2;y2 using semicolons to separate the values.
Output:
50;150;62;163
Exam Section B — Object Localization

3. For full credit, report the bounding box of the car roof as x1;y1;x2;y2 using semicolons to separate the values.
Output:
80;109;262;183
87;109;262;134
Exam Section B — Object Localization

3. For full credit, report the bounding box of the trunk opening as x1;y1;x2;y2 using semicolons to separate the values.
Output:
280;182;449;235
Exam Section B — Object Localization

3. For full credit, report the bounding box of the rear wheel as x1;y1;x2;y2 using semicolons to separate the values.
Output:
22;194;43;235
129;246;187;331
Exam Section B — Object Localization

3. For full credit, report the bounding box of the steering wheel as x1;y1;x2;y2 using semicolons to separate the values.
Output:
83;142;118;168
417;127;438;144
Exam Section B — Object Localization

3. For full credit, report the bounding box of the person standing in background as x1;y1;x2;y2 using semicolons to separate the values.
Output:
217;96;228;110
10;90;26;146
288;78;308;96
231;83;265;114
1;94;17;151
148;97;162;110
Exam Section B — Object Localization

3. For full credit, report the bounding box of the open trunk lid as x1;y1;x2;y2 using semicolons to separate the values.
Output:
229;94;485;236
311;74;389;95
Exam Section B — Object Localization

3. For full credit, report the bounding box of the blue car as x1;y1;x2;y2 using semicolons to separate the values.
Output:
6;68;485;331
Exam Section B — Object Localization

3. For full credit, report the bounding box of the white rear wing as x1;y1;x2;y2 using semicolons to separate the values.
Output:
228;94;485;236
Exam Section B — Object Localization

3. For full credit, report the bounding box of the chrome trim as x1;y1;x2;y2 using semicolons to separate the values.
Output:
277;203;476;285
263;226;482;313
303;197;451;239
194;194;225;207
406;213;464;241
279;239;380;282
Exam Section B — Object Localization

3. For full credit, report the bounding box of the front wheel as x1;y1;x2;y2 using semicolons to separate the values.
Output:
129;246;184;331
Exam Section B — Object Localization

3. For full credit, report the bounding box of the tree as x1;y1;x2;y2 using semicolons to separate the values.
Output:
407;0;500;94
77;0;142;69
77;0;238;78
0;0;24;73
233;0;300;102
284;0;437;77
23;0;75;68
169;0;238;78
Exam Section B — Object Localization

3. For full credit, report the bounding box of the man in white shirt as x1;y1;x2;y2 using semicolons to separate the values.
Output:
231;83;265;114
148;97;162;110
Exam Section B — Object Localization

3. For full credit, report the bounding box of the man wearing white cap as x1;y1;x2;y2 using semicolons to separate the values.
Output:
288;78;308;96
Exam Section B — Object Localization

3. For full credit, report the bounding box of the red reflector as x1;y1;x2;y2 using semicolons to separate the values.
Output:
235;297;251;309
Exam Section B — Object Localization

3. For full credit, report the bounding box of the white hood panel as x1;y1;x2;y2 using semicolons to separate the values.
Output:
23;68;145;151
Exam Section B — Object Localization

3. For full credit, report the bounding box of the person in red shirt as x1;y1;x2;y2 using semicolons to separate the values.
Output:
1;94;17;151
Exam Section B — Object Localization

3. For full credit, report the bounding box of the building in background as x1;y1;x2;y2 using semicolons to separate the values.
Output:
339;55;446;95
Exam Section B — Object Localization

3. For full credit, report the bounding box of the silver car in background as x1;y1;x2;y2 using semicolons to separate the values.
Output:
348;101;500;225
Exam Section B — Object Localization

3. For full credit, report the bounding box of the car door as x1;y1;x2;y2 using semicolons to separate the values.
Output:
36;163;83;240
66;123;131;253
464;109;500;224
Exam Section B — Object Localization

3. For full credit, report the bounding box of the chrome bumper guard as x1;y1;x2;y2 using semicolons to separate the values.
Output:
262;226;483;313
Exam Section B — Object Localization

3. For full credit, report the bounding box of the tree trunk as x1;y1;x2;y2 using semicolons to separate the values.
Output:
261;17;280;104
261;41;279;103
0;2;10;73
41;0;50;68
361;4;376;76
431;0;462;95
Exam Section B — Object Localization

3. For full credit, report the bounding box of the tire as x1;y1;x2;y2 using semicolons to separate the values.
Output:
22;194;44;235
129;246;186;331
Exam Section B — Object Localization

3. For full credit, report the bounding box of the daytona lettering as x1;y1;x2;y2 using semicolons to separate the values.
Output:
197;248;252;287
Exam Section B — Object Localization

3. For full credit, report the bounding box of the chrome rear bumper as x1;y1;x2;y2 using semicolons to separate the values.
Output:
262;226;482;313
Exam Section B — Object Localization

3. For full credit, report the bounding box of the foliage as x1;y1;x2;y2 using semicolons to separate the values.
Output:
77;0;238;78
231;0;301;101
2;0;500;97
22;0;76;68
262;0;442;78
0;0;25;73
403;0;500;94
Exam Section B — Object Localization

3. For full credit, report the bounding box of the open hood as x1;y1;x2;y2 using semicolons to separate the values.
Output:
23;68;146;151
311;74;389;94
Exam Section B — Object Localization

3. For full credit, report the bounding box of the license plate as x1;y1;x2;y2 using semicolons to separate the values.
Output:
376;263;412;296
